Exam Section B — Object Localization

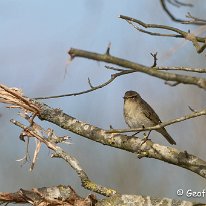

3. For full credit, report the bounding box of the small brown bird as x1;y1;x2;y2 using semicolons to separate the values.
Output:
123;90;176;145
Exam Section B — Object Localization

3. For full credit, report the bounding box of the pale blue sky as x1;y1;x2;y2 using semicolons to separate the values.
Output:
0;0;206;203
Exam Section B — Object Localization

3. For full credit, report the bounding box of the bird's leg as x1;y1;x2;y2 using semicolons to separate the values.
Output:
132;125;145;136
132;131;139;136
141;130;151;145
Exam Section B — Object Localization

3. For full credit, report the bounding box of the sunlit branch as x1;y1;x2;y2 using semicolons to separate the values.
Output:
68;48;206;88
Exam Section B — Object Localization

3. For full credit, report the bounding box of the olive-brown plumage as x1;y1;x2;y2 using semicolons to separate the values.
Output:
123;91;176;145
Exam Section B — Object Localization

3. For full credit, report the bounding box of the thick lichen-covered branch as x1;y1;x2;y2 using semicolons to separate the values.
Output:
97;194;204;206
33;100;206;179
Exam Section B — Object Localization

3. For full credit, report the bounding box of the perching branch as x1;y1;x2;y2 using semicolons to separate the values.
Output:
107;108;206;133
68;48;206;89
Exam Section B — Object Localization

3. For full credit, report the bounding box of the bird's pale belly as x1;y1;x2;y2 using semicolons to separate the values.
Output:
125;110;155;128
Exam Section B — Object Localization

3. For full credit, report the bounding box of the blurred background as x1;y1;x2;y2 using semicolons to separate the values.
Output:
0;0;206;204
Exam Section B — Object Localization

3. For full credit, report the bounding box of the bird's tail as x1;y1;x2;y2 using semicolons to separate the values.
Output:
158;128;176;145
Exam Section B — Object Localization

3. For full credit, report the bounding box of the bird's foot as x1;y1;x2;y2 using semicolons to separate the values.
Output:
141;131;151;145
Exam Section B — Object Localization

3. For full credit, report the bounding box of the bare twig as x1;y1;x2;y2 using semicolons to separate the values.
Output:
157;66;206;73
160;0;206;25
30;140;41;171
88;77;94;89
34;70;135;100
120;15;206;53
124;19;182;38
107;108;206;133
68;48;206;89
105;42;111;55
120;15;186;37
184;12;206;25
150;52;158;67
166;0;193;8
105;65;125;72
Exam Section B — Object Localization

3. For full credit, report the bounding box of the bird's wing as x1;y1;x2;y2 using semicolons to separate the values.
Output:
140;98;161;125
